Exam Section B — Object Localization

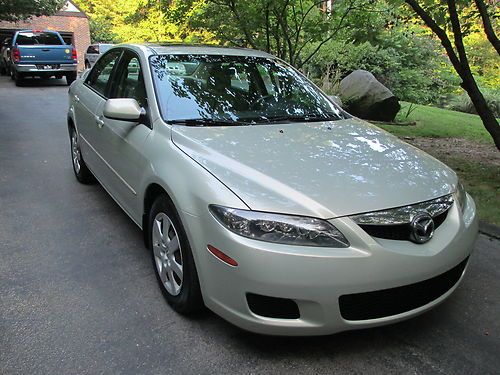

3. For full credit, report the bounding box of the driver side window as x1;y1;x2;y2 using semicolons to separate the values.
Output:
86;50;121;96
113;53;147;108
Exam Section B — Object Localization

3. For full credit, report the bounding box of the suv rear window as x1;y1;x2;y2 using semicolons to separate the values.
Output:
16;32;63;45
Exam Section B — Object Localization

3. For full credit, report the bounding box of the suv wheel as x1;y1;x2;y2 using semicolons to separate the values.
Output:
13;70;24;86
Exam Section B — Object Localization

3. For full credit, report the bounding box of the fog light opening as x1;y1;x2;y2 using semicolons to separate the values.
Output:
207;245;238;267
246;293;300;319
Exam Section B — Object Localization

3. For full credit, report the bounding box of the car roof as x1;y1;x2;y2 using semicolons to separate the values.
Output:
126;43;275;59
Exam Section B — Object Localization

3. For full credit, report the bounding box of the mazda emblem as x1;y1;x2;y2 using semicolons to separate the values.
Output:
410;212;435;244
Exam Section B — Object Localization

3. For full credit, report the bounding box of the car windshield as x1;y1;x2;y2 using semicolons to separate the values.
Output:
16;32;62;45
150;54;348;125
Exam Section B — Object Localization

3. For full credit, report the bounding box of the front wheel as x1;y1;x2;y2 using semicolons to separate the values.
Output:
70;127;94;184
149;195;203;314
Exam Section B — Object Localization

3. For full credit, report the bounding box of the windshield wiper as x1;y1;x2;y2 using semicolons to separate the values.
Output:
260;115;342;123
167;118;249;127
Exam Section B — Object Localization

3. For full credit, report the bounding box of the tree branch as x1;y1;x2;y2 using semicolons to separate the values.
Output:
404;0;462;74
473;0;500;55
446;0;470;71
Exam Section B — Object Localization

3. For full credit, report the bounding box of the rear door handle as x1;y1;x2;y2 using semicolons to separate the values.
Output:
96;116;105;128
74;95;80;103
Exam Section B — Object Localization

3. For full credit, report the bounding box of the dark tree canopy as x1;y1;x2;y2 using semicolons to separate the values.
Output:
0;0;65;22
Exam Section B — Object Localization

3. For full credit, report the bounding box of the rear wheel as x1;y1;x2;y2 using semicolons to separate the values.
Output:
66;72;77;86
70;127;94;184
149;195;203;314
13;70;24;86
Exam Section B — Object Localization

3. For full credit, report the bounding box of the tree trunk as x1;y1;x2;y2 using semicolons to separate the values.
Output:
460;72;500;150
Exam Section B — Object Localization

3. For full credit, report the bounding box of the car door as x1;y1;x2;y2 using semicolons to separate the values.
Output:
92;50;152;221
74;49;122;179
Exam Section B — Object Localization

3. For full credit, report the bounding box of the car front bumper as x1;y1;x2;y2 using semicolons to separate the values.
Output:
15;63;77;74
183;194;478;336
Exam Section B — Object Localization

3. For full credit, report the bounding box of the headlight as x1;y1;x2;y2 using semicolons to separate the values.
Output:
454;181;467;213
209;205;349;248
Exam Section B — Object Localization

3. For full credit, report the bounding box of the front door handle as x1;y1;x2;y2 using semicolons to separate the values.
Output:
74;95;80;103
96;116;105;128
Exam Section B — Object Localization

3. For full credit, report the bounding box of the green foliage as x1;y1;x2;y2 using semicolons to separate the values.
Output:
464;31;500;89
447;88;500;118
190;0;373;67
73;0;214;44
0;0;65;21
303;25;460;106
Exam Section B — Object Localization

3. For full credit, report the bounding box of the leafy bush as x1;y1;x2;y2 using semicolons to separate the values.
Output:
302;27;459;107
447;88;500;118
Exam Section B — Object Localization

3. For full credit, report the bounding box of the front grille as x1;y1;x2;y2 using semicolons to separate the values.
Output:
339;257;468;321
359;209;449;241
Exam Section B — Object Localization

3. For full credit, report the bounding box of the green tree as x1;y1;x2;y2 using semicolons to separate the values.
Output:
402;0;500;149
190;0;370;67
0;0;65;21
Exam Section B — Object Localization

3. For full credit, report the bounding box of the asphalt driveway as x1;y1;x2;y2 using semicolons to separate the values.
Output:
0;75;499;375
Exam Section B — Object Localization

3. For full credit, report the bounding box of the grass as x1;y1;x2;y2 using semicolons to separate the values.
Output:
376;103;500;226
442;156;500;226
378;102;493;143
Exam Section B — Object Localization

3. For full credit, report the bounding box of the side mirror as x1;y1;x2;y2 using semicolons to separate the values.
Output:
103;98;145;121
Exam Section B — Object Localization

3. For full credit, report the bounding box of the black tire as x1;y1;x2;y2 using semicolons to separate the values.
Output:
149;195;203;314
55;74;63;79
14;70;24;86
66;72;77;86
69;126;95;184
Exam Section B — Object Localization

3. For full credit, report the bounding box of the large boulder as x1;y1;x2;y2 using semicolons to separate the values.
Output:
339;70;400;121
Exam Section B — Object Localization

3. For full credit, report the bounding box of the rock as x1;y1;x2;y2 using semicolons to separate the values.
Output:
339;70;401;121
328;95;343;108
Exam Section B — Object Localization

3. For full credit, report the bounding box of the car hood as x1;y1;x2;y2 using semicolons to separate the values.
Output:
171;119;457;218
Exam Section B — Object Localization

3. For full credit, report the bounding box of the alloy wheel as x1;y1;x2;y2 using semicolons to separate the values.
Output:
71;131;81;174
152;212;183;296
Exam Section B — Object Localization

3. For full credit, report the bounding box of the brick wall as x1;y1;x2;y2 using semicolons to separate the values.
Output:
0;15;91;71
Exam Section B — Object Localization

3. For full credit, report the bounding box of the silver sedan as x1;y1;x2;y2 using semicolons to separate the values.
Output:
67;44;478;336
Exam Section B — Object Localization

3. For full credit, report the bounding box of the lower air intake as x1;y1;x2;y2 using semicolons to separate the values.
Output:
339;257;468;321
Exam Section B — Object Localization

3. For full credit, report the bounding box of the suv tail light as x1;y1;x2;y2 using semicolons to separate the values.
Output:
12;47;20;62
71;48;77;61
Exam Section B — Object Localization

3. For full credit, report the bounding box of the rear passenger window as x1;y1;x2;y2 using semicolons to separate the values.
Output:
85;50;121;96
86;45;98;54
